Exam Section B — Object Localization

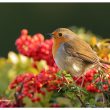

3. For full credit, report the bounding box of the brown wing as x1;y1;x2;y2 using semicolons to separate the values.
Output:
64;37;99;63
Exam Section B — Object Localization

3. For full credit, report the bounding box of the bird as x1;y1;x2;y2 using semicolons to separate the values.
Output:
47;28;110;78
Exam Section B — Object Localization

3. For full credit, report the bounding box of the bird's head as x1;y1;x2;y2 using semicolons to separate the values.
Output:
47;28;76;43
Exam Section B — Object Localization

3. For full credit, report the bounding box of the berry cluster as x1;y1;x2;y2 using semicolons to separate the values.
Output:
0;99;18;107
10;73;43;103
15;29;44;57
10;68;68;103
86;83;109;93
15;29;56;67
0;100;12;107
73;69;110;93
86;84;100;93
73;69;97;86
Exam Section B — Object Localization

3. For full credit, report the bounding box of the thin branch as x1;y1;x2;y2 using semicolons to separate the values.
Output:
14;83;24;107
74;92;86;107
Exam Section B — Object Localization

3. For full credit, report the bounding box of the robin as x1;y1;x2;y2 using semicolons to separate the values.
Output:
47;28;110;78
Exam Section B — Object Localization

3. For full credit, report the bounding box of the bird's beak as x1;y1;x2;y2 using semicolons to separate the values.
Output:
46;33;53;38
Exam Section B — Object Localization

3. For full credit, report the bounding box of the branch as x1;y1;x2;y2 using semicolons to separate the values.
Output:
74;92;86;107
14;83;24;107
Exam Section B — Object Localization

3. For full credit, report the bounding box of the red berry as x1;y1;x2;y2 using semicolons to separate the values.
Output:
35;33;44;42
86;84;99;93
51;103;60;107
21;29;28;35
103;84;108;91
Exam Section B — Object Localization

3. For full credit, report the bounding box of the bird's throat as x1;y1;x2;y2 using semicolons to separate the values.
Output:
52;38;64;57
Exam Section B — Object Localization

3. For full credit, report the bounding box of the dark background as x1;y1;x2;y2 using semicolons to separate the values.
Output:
0;3;110;57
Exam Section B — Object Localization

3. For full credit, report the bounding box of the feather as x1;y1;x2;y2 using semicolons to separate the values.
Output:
64;36;99;63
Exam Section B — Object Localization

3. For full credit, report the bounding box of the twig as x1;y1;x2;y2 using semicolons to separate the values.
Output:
14;83;24;107
74;92;86;107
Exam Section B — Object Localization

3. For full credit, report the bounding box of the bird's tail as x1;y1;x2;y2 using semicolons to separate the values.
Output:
100;59;110;65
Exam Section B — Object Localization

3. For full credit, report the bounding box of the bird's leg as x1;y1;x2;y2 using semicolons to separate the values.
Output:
74;68;86;88
74;71;86;97
76;63;99;87
68;71;84;87
74;73;84;84
81;75;85;88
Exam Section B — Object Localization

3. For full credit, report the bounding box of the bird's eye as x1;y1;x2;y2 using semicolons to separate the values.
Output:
58;33;62;36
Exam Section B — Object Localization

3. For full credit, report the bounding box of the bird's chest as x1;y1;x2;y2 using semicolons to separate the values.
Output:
54;44;67;68
54;44;84;75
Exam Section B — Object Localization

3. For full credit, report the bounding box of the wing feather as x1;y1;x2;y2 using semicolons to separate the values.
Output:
64;37;99;63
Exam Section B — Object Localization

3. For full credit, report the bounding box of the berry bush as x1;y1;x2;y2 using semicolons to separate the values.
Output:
1;27;110;107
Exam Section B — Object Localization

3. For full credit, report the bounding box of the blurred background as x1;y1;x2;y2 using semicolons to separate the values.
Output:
0;3;110;57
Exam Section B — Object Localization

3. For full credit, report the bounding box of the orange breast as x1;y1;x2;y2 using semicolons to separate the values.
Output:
52;38;63;57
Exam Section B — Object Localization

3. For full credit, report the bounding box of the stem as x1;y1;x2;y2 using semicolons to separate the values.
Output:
14;83;24;107
74;92;86;107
